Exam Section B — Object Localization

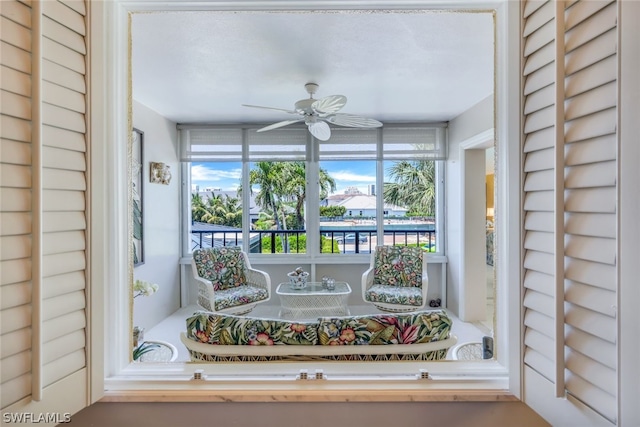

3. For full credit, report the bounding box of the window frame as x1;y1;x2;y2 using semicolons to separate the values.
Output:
94;0;523;402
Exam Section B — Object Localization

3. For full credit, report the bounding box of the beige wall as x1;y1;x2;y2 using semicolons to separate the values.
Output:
70;401;549;426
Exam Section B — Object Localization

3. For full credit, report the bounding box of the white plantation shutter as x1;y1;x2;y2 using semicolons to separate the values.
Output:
521;0;618;425
1;0;89;416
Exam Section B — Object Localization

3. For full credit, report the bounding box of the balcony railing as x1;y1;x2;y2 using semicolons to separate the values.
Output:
190;228;436;254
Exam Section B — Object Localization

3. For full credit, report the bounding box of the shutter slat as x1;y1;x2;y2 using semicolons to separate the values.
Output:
1;188;31;211
42;102;86;133
0;304;30;334
524;169;554;192
1;350;30;383
523;0;554;37
565;236;616;265
566;258;616;292
42;251;85;278
0;235;30;260
525;328;555;362
1;139;31;165
524;250;555;276
42;145;86;171
0;16;31;50
524;289;555;318
524;230;554;254
566;348;616;397
43;290;85;322
565;82;616;122
0;163;31;188
42;36;85;74
565;303;616;343
523;42;554;76
1;90;31;120
566;281;616;317
60;1;86;16
42;124;86;152
0;328;30;359
566;325;617;370
565;108;616;144
565;0;615;31
42;271;85;299
42;59;85;94
43;211;86;233
524;147;554;172
1;65;31;97
41;310;86;344
524;0;548;19
565;133;616;166
1;258;31;286
43;330;84;364
0;212;31;236
525;211;554;233
1;114;31;142
523;19;554;57
43;231;85;255
565;2;616;52
0;1;31;28
524;190;554;216
43;80;86;114
524;270;554;297
43;15;86;55
565;29;616;76
0;374;31;409
566;212;616;239
524;126;554;153
524;348;555;381
565;373;616;422
524;83;554;115
42;168;86;191
524;308;556;339
0;41;31;73
43;348;85;388
565;187;616;213
524;62;554;96
42;0;85;36
524;105;554;134
565;161;616;189
43;190;85;212
565;55;616;99
0;281;30;310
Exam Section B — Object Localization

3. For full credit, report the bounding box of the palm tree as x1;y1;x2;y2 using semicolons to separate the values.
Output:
383;160;436;216
191;193;207;223
249;162;285;230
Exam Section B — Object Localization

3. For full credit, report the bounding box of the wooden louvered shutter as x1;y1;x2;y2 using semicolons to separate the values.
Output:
521;1;618;425
1;0;90;416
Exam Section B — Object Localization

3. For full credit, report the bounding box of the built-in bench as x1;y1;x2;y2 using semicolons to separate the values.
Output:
180;310;457;362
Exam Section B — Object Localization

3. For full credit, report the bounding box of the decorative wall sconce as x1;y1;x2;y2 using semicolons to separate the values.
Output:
150;162;171;185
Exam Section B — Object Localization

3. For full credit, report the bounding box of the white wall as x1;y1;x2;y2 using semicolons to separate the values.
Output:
133;100;181;330
446;95;493;318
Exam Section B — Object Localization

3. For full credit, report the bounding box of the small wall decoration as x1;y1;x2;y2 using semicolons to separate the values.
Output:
132;128;144;266
150;162;172;185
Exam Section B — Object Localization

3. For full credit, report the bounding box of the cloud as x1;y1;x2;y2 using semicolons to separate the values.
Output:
191;164;242;183
330;170;376;182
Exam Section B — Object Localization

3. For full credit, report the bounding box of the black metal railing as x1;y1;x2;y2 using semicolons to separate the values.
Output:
191;228;436;254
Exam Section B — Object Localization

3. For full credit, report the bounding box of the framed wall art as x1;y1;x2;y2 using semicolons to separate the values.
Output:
132;128;144;266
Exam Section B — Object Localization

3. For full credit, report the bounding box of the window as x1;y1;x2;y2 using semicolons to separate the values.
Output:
180;125;447;257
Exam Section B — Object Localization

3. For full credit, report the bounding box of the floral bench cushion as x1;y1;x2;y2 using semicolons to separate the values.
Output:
364;284;423;307
213;285;269;312
193;247;247;291
186;312;319;346
317;310;450;346
373;246;422;288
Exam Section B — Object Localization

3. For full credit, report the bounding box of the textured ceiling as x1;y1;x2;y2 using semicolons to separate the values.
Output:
132;10;494;125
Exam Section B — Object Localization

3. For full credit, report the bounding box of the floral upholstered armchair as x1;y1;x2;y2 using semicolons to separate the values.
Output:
191;246;271;315
361;245;428;312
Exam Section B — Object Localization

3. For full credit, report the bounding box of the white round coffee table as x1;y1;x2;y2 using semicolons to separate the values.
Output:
276;281;351;319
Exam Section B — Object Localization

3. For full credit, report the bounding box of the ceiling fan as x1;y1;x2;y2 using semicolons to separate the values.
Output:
242;83;383;141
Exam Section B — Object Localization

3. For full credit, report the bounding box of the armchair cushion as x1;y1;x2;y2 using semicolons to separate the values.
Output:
317;310;450;346
373;246;422;288
193;247;247;291
213;285;269;312
186;311;319;346
364;284;423;307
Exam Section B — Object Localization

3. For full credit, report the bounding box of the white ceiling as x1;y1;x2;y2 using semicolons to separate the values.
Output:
132;10;494;126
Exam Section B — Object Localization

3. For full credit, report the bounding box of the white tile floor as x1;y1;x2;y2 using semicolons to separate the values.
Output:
144;303;492;363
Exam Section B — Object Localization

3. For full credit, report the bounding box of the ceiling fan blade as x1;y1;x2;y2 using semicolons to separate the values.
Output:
326;113;383;128
312;95;347;115
307;120;331;141
256;119;303;132
242;104;297;114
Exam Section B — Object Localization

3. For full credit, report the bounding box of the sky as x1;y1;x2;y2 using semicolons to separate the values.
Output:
191;160;383;195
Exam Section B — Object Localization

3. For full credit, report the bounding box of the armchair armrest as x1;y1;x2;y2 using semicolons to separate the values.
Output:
361;266;375;301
